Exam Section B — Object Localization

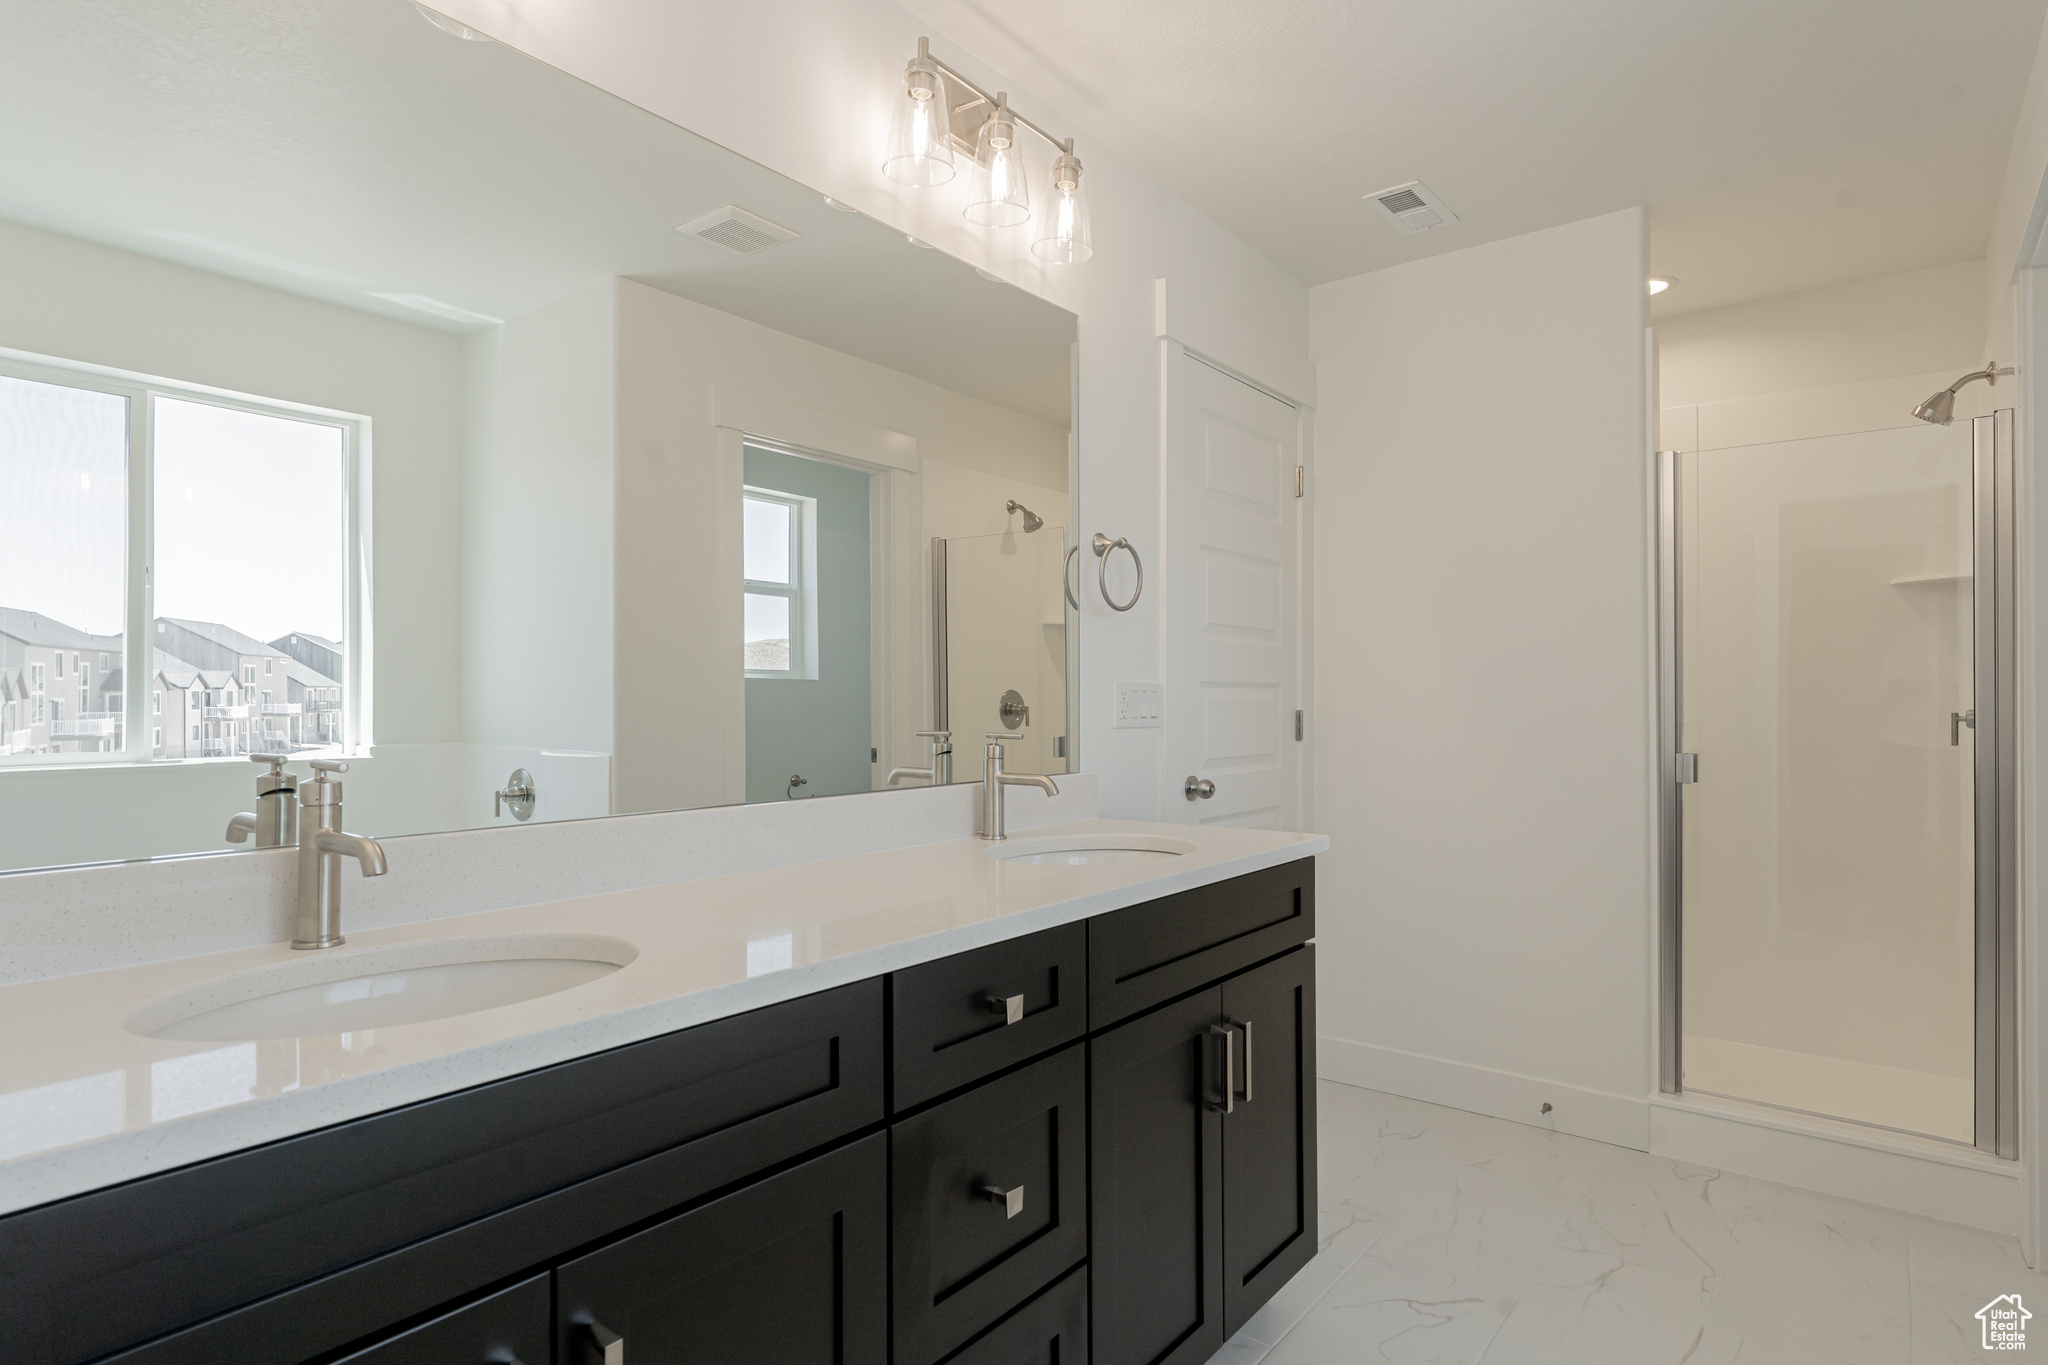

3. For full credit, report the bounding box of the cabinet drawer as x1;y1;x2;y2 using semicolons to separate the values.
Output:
556;1133;887;1365
332;1273;548;1365
1089;859;1313;1027
10;980;883;1365
891;1044;1087;1365
948;1263;1088;1365
892;922;1086;1110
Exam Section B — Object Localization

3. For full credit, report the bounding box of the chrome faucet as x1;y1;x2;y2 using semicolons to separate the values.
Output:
980;734;1058;841
887;730;954;787
293;760;388;950
226;754;299;849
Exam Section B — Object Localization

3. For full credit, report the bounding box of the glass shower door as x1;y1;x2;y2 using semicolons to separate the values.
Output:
1674;419;1982;1144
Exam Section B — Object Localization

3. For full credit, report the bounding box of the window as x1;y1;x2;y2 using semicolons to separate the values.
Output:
152;727;161;748
263;659;272;676
152;690;161;715
742;487;816;678
0;359;359;766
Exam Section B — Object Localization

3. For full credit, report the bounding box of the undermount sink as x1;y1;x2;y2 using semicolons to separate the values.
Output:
125;933;638;1042
989;833;1197;865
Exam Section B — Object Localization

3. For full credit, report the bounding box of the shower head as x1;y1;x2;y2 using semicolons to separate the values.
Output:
1914;362;2014;425
1911;388;1956;426
1005;500;1044;533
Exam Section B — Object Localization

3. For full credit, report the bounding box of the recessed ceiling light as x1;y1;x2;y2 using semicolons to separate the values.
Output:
906;235;936;248
1648;276;1678;295
823;197;860;212
413;3;493;40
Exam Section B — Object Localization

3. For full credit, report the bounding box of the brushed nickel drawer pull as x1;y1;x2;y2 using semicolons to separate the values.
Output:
1209;1023;1235;1113
982;1183;1025;1218
579;1321;624;1365
986;992;1025;1025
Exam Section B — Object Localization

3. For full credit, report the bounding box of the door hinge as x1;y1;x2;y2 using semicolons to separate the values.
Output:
871;747;878;763
1674;752;1698;784
1295;709;1303;741
1294;465;1304;498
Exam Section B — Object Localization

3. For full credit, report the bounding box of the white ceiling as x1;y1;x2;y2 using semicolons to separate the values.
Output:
0;0;1075;426
903;0;2048;315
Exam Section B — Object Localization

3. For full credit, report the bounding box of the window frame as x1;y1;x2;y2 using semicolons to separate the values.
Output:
0;346;371;770
741;485;819;680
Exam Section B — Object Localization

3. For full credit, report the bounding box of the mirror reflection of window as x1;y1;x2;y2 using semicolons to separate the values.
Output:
153;396;348;759
742;491;802;675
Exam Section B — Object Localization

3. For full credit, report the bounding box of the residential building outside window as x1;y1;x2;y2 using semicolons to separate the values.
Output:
1;360;358;765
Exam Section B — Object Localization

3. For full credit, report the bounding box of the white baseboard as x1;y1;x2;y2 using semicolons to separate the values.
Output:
1650;1093;2020;1234
1317;1035;1651;1151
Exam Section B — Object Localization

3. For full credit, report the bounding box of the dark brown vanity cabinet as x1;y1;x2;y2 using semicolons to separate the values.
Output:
555;1134;889;1365
1089;944;1319;1364
6;858;1316;1365
331;1274;550;1365
891;1045;1087;1365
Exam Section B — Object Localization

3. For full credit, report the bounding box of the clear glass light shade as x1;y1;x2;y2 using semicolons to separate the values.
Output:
1032;152;1092;263
883;60;955;187
965;110;1030;227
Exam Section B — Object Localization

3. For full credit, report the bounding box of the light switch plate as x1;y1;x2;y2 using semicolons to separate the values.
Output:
1115;681;1162;728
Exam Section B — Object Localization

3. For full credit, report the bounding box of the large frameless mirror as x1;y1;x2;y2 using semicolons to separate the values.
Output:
0;0;1079;873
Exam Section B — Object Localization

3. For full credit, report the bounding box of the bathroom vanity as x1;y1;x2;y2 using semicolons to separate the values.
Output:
0;823;1321;1365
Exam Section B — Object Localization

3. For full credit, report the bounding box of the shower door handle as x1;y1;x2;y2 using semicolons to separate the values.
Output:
1674;753;1698;785
1952;709;1975;746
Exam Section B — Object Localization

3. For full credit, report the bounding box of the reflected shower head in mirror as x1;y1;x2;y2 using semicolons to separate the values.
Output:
1914;362;2012;425
1005;500;1043;532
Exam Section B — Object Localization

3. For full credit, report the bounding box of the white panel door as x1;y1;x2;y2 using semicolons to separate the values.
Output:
1163;351;1299;828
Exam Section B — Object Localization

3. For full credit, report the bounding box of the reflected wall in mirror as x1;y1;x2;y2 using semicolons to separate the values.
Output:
0;0;1078;874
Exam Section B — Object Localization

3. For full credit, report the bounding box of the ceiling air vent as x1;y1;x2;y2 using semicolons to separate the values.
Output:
676;205;799;255
1365;180;1458;236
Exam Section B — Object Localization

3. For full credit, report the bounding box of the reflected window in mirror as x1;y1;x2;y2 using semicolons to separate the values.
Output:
0;357;360;770
743;488;812;679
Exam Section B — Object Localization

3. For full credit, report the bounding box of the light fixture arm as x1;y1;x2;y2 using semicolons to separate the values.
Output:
921;41;1074;156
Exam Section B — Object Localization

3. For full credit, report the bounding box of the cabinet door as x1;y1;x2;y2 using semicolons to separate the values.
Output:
331;1273;548;1364
1221;947;1317;1337
1088;988;1226;1365
555;1133;887;1365
948;1264;1088;1365
892;1044;1087;1365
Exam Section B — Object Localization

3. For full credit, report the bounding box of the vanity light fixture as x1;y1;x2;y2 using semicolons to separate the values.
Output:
412;3;493;40
1648;276;1678;295
883;37;1093;264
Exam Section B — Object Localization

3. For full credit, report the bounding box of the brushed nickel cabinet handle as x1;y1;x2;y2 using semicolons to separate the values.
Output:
982;1183;1025;1218
985;992;1025;1025
1209;1023;1235;1112
1230;1016;1253;1104
579;1322;623;1365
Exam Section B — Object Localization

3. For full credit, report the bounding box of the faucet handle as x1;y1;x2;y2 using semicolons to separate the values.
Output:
249;753;292;773
308;759;349;776
916;729;951;740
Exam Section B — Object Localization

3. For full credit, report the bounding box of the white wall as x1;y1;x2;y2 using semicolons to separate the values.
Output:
431;0;1310;822
0;218;466;868
1309;208;1656;1148
462;278;616;758
1658;261;1987;408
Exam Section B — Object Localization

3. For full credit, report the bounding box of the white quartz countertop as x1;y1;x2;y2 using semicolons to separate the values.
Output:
0;818;1324;1215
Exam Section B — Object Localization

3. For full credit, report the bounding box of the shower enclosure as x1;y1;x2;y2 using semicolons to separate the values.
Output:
1657;410;2017;1154
930;527;1076;775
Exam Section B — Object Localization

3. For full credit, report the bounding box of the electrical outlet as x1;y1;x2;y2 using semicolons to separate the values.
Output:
1114;681;1162;729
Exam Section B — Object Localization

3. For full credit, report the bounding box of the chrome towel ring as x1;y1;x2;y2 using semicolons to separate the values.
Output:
1092;532;1143;612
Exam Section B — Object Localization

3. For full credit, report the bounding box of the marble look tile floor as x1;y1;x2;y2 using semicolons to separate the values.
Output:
1212;1080;2041;1365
